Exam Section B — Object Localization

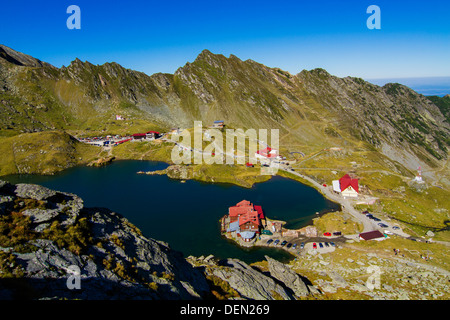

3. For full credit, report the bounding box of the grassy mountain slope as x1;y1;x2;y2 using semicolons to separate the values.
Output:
0;130;100;176
0;44;449;183
427;94;450;124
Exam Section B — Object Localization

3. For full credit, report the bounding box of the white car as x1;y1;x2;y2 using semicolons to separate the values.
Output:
384;230;393;235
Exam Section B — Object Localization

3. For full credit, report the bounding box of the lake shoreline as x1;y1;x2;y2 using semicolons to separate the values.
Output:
3;160;344;264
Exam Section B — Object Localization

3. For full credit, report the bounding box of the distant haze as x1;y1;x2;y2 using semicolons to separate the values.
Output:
365;77;450;97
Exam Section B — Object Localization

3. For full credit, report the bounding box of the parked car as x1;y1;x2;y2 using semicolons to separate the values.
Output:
300;242;305;249
324;242;330;247
266;239;273;244
274;239;280;245
323;232;331;236
378;223;388;228
366;214;374;219
384;230;393;235
313;243;317;249
392;226;400;230
287;243;292;249
362;210;369;214
280;240;288;247
292;243;297;249
333;231;342;236
319;243;324;248
373;217;381;222
330;242;336;247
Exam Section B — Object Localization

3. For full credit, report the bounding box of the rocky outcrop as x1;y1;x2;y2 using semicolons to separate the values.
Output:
0;44;51;68
14;183;57;201
87;156;115;167
187;255;318;300
265;255;310;297
206;258;293;300
0;180;210;300
138;165;193;181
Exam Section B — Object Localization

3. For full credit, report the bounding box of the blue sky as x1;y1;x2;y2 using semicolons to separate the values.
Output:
1;0;449;80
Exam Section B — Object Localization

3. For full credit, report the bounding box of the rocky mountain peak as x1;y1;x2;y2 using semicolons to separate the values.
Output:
191;49;232;70
67;58;95;70
299;67;332;79
195;49;223;60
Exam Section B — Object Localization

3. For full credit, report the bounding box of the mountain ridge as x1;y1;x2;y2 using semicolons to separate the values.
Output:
0;44;448;182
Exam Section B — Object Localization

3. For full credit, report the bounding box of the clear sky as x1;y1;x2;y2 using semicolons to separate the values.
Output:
1;0;449;79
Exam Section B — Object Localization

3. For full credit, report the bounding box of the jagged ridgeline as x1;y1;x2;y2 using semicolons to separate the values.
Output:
0;44;449;175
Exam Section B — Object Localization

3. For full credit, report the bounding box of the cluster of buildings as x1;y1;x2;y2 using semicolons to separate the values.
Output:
131;131;162;140
78;130;162;147
224;200;266;242
255;147;279;160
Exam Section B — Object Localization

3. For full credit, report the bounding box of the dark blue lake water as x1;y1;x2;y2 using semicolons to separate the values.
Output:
4;161;338;263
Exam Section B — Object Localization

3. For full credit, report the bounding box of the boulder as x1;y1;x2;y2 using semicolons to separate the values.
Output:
327;271;348;288
265;255;310;297
208;258;293;300
320;283;337;293
426;230;435;237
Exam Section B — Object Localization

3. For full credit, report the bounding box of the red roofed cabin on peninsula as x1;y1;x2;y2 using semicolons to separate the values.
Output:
227;200;266;242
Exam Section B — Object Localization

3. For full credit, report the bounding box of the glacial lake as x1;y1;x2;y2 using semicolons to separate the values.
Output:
4;160;339;263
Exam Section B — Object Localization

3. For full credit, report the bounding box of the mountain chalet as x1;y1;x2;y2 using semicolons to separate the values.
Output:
332;174;359;198
224;200;266;242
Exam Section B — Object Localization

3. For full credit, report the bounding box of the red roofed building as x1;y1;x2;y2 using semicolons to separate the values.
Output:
359;230;386;241
253;205;266;227
238;210;260;233
338;174;359;198
146;131;161;139
236;200;251;207
132;133;146;140
227;200;265;240
255;147;278;159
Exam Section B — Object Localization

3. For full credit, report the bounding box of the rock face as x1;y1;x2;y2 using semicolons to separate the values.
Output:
207;258;293;300
0;44;50;68
265;255;310;297
139;165;193;181
14;183;57;201
0;180;210;300
187;255;317;300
